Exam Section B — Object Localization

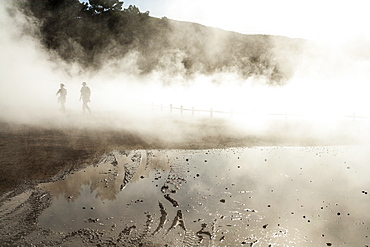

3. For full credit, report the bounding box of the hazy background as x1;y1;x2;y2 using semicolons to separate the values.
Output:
84;0;370;44
1;0;370;138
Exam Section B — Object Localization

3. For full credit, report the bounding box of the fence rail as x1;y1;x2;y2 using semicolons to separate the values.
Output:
151;104;369;121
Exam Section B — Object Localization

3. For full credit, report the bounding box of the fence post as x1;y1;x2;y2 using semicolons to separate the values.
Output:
210;108;213;118
180;105;183;115
170;104;172;114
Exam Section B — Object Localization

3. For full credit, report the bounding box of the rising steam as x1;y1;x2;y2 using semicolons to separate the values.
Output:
1;1;370;144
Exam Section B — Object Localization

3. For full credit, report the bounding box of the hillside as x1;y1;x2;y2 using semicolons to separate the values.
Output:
14;0;307;85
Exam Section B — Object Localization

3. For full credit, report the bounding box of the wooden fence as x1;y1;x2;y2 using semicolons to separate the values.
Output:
151;104;369;121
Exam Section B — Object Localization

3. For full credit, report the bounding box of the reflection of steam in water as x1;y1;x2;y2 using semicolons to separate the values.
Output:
37;146;370;246
39;152;125;202
39;150;171;202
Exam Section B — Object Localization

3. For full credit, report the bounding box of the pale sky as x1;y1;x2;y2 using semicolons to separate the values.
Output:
120;0;369;44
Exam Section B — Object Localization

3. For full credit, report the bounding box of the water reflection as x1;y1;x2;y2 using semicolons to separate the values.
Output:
39;150;171;202
38;146;370;246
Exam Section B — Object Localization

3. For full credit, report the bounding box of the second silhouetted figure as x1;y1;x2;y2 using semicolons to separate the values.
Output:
80;82;91;114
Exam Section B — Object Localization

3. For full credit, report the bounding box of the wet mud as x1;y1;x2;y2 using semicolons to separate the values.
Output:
1;146;370;246
1;120;370;246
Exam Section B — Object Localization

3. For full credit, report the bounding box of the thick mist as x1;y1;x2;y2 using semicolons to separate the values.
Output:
1;1;370;144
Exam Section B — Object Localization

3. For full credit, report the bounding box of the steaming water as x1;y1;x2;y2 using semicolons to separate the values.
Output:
38;146;370;246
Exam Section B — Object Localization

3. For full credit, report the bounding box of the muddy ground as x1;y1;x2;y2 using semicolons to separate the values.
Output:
1;117;361;195
0;116;369;246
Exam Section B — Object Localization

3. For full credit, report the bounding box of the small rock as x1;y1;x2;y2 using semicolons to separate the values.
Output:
87;218;99;223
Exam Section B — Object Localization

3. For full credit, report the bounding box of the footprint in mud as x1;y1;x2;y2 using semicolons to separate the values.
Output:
196;223;212;241
167;209;187;233
152;201;168;235
119;202;208;246
160;160;188;193
120;151;143;190
99;150;129;166
164;194;179;207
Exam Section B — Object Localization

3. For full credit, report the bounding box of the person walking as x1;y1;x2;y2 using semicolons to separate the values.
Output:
56;83;67;113
80;82;91;114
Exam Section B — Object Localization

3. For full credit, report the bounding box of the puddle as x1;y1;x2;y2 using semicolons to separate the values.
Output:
38;146;370;246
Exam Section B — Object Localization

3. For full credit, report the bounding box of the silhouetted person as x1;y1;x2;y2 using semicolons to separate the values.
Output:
56;83;67;113
80;82;91;114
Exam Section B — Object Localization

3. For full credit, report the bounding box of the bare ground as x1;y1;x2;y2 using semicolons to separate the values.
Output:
0;117;364;195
